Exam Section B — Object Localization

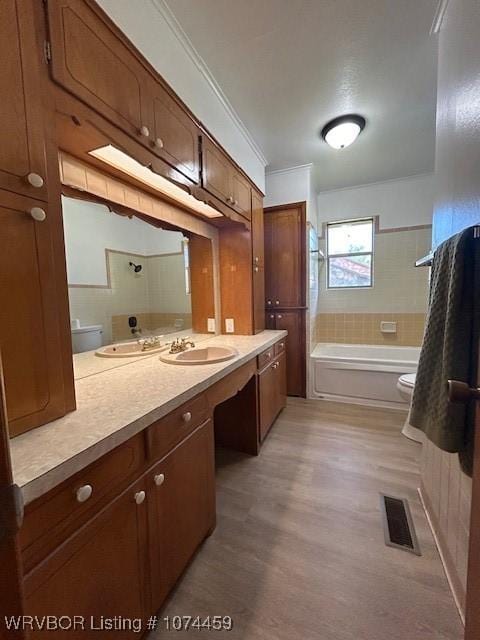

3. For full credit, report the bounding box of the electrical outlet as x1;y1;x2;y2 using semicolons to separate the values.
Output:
207;318;216;333
225;318;235;333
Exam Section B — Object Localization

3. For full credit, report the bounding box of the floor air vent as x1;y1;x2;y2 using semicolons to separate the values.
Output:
380;494;421;556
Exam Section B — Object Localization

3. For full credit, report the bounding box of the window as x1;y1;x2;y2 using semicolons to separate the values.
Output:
326;218;373;288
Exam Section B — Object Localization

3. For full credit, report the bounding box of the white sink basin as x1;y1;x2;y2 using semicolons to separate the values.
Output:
160;345;238;365
95;342;166;358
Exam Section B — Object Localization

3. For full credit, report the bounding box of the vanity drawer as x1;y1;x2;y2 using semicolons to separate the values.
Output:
20;433;145;571
146;394;211;461
257;346;275;370
275;339;286;356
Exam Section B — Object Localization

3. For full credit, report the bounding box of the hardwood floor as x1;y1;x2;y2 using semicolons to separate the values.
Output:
149;399;464;639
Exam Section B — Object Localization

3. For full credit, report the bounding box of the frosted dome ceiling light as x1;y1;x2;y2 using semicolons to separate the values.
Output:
321;114;366;150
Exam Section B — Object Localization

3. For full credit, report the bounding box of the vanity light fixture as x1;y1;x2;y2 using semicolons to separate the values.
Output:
88;145;222;219
321;114;366;150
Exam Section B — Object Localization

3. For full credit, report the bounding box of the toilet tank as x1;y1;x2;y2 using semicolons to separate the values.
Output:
71;324;103;354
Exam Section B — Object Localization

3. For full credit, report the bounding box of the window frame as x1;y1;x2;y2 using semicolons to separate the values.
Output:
326;217;374;290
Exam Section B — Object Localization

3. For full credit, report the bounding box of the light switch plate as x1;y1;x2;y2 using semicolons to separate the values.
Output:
225;318;235;333
207;318;215;333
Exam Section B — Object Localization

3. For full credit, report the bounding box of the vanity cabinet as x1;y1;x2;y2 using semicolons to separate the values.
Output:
266;311;306;397
0;0;48;202
24;475;150;639
258;351;286;441
148;420;215;610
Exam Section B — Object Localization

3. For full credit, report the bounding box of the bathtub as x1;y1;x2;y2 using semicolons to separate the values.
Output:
310;343;420;409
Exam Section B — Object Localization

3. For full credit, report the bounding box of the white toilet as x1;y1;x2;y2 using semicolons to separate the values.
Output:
396;373;425;443
71;324;103;354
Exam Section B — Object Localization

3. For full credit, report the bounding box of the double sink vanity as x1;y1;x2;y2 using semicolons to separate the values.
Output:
12;330;287;633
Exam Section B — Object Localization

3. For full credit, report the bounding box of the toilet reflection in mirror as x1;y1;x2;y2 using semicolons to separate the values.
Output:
62;196;214;360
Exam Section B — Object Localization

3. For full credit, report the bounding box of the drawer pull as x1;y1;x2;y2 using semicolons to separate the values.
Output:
279;343;285;348
26;172;44;188
29;207;46;222
267;300;272;305
76;484;93;503
254;266;259;272
182;411;192;423
155;137;164;149
154;473;165;486
139;125;150;138
275;300;280;305
134;491;146;505
277;315;283;319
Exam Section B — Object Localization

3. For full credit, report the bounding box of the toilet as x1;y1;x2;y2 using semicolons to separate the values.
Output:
71;324;103;354
396;373;425;443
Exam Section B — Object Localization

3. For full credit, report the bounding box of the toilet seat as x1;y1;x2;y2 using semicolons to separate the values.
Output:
398;373;416;389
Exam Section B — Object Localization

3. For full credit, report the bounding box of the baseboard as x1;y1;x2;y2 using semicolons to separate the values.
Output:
418;484;466;625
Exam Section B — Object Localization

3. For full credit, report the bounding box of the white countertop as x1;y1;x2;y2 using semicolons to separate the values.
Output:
11;331;287;505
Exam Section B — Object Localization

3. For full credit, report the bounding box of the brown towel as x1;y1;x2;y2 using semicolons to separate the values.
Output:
410;227;477;470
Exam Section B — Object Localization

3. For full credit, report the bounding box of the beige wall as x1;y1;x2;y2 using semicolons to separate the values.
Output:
314;226;431;346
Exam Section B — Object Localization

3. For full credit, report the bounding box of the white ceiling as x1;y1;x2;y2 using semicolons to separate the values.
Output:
162;0;439;192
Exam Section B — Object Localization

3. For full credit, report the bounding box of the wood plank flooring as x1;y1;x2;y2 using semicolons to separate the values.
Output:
149;399;464;640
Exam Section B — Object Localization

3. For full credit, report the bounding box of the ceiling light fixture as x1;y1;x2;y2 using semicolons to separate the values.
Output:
321;114;366;150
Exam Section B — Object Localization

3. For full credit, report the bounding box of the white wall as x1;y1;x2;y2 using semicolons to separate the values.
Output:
265;164;317;229
96;0;266;192
62;197;184;286
316;173;436;230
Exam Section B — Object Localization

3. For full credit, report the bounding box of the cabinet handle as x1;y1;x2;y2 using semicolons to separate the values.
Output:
279;342;285;348
275;300;280;305
273;362;279;369
267;300;272;305
76;484;93;503
269;314;274;319
266;352;271;358
154;137;164;149
182;411;192;423
139;125;150;138
134;490;146;505
277;315;283;319
254;266;259;272
154;473;165;486
255;256;259;263
29;207;46;222
233;199;238;206
25;172;44;188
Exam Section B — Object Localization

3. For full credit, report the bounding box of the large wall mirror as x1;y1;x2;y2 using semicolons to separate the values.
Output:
62;195;215;369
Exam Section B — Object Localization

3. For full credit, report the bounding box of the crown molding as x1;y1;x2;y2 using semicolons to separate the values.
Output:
266;163;313;177
151;0;268;167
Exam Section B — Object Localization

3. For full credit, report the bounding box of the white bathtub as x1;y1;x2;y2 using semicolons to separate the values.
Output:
310;343;420;409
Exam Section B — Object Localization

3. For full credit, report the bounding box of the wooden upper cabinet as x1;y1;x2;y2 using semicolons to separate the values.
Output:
46;0;149;143
252;190;265;333
201;136;232;205
264;204;306;308
150;83;200;184
0;0;48;201
0;191;66;436
231;170;251;219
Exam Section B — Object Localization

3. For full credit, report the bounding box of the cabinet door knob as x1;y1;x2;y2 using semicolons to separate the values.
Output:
155;137;164;149
275;300;280;305
254;256;259;263
76;484;93;503
139;125;150;138
267;300;272;305
269;314;274;319
277;315;283;319
154;473;165;486
279;342;285;348
26;172;44;188
254;266;259;272
29;207;46;222
182;411;192;423
134;490;146;505
233;199;238;206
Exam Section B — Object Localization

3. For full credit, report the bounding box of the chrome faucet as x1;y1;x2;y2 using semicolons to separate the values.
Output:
137;335;162;351
169;337;195;354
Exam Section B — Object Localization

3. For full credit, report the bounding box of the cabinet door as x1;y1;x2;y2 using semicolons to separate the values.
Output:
0;191;66;436
264;206;306;308
252;191;265;333
24;477;149;640
148;420;215;610
275;351;287;414
0;0;48;201
274;311;306;397
201;136;232;205
47;0;149;144
258;362;277;442
151;84;200;184
231;171;251;219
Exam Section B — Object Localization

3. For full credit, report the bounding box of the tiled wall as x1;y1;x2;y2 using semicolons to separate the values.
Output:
314;226;431;346
421;441;472;617
69;250;191;345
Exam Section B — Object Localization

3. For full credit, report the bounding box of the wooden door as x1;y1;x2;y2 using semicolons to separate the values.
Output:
148;420;215;610
252;191;265;333
0;0;48;202
274;311;306;397
258;362;277;441
150;83;200;184
0;357;26;638
24;476;149;639
201;136;232;206
231;171;251;219
264;204;306;309
0;190;66;436
47;0;149;144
